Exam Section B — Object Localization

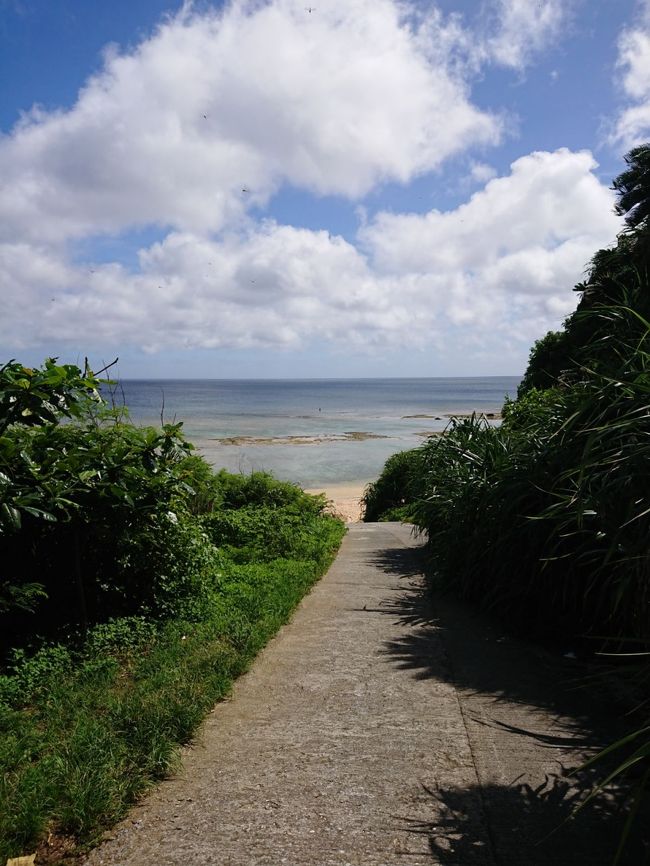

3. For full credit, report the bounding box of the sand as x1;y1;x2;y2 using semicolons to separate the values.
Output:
304;481;368;523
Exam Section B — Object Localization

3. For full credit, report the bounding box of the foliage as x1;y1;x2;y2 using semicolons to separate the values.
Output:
0;357;102;438
0;356;345;860
1;418;198;643
366;144;650;861
612;143;650;233
215;469;323;510
516;330;574;396
0;358;102;535
204;503;338;565
0;507;343;860
406;349;650;644
362;447;424;522
501;385;567;434
0;358;209;634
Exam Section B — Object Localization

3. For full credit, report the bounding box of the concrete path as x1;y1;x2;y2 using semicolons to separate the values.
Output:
86;523;642;866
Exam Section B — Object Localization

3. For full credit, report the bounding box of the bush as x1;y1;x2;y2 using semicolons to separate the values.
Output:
362;144;650;860
1;417;198;648
0;446;344;861
362;448;425;522
517;329;574;396
0;356;347;861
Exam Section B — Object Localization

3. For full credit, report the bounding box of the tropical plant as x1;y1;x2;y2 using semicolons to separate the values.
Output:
612;143;650;233
362;448;424;521
364;143;650;860
516;330;574;396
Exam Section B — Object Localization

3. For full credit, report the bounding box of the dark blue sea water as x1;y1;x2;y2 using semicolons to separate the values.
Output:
112;377;520;487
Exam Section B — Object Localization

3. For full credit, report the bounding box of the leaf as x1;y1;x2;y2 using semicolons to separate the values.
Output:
573;726;650;775
20;506;57;522
6;855;36;866
0;502;21;529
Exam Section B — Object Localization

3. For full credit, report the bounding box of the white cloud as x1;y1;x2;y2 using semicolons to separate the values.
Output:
4;149;620;359
0;0;500;245
484;0;568;71
413;0;570;76
618;27;650;98
360;149;617;273
469;161;497;183
612;16;650;147
612;102;650;149
0;1;615;370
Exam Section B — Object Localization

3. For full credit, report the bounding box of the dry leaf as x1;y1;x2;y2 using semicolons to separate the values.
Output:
6;856;36;866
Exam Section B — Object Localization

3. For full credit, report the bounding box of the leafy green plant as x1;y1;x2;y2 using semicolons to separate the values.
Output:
362;447;425;522
0;357;102;437
0;356;217;643
0;358;104;535
363;143;650;861
0;457;344;861
517;330;574;396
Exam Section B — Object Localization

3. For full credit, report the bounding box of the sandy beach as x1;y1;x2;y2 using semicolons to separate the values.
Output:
305;482;368;523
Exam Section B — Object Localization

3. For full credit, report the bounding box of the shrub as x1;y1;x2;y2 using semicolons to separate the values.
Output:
362;447;425;522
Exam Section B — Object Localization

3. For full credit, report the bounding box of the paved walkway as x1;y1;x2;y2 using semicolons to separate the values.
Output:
86;523;642;866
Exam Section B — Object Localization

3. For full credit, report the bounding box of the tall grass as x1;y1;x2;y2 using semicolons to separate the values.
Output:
364;146;650;858
361;303;649;648
365;303;650;861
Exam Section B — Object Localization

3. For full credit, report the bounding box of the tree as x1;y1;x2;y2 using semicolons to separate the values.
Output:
517;329;573;395
519;144;650;390
612;143;650;232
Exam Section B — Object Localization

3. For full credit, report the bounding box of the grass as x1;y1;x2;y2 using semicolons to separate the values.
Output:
0;484;345;864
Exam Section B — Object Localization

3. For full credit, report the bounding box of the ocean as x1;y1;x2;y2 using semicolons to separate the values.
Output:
112;377;520;488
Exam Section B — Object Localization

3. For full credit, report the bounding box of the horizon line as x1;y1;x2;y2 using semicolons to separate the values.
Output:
112;374;523;381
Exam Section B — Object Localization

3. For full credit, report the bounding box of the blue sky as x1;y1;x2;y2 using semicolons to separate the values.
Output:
1;0;649;377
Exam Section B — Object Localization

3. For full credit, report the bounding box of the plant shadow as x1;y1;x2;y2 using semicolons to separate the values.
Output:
369;541;650;865
373;544;629;728
394;773;646;866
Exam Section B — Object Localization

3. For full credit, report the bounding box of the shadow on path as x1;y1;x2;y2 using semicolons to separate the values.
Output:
371;542;650;866
393;775;637;866
372;544;619;732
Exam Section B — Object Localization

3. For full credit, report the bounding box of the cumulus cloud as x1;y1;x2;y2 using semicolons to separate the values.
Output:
484;0;567;70
3;149;620;358
0;1;616;368
357;149;620;342
0;0;500;245
612;13;650;147
3;225;423;353
360;149;617;272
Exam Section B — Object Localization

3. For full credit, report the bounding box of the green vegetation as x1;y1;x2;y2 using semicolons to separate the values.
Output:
361;448;424;522
363;143;650;647
363;144;650;859
0;361;345;862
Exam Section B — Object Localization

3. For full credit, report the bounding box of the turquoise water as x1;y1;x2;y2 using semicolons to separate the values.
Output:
114;377;520;487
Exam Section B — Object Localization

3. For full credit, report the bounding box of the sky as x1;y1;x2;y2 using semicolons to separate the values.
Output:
1;0;650;378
